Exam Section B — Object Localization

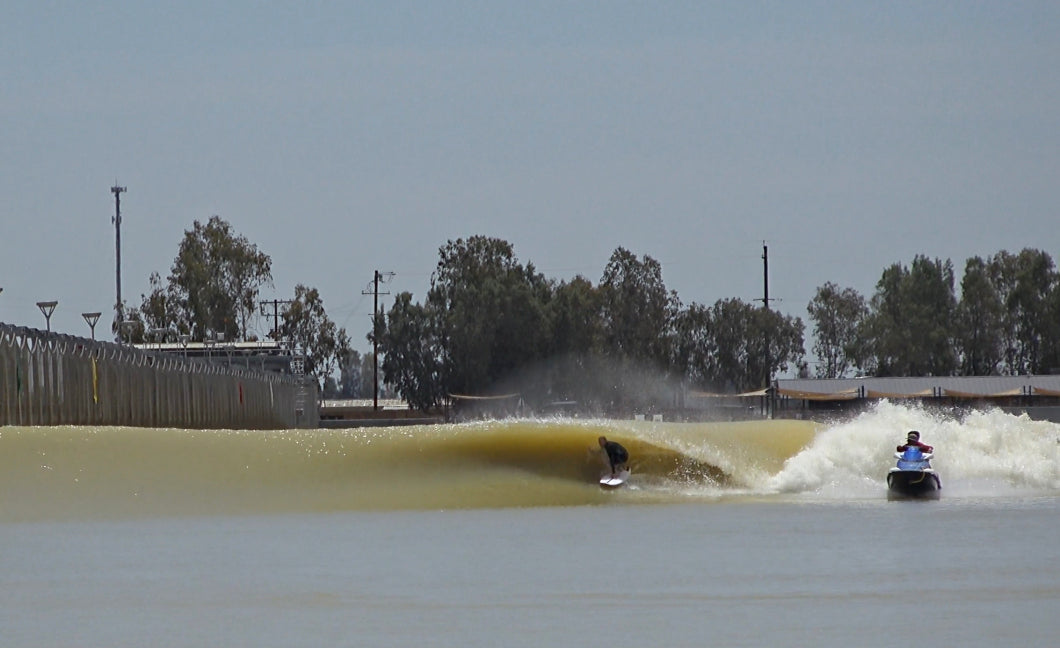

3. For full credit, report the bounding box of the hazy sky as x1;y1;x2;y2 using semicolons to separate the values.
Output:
2;1;1057;360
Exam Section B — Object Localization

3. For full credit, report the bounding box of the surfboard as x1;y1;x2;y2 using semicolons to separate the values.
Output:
599;468;630;488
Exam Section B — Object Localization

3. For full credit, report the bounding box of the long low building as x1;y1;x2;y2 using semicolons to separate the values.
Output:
772;375;1060;421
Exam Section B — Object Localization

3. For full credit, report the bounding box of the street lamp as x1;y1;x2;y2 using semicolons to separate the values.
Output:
82;312;102;340
120;320;138;345
36;300;58;332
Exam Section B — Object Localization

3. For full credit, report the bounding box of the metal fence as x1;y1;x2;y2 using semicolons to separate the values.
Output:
0;323;318;429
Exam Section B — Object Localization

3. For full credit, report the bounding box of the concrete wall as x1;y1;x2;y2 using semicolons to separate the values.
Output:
0;324;318;429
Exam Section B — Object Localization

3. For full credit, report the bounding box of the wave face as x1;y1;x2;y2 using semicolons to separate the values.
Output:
3;403;1058;521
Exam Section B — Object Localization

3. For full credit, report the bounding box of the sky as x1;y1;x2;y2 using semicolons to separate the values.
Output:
2;1;1058;362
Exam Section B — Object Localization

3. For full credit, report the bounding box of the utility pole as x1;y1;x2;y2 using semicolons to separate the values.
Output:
362;271;394;411
111;184;127;327
759;241;776;418
762;241;770;312
259;299;294;341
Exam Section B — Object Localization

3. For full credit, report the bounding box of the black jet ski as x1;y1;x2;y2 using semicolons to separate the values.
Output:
887;447;941;500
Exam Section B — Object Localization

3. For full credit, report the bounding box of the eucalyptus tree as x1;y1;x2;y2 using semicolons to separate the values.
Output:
988;249;1057;375
336;347;365;398
425;236;551;397
807;282;868;379
670;302;715;389
1044;280;1060;374
139;215;272;342
864;255;957;376
543;276;605;405
377;292;445;411
598;247;678;368
137;271;181;336
595;247;681;411
955;256;1003;375
278;284;352;395
698;298;804;393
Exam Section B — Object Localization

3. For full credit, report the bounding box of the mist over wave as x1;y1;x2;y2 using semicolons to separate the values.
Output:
3;404;1058;521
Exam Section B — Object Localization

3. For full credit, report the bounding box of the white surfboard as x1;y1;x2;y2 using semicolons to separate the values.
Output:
599;468;630;488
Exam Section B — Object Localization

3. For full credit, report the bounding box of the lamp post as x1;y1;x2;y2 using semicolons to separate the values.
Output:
82;312;102;340
120;320;138;345
150;328;167;351
36;300;58;332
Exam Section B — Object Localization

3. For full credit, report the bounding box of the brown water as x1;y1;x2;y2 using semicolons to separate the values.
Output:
3;405;1059;646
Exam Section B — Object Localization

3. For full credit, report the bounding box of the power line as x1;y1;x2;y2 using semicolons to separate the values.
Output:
259;299;294;340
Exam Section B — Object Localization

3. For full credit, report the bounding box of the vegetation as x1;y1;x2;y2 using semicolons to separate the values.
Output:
378;236;806;413
129;215;352;395
125;217;1060;412
135;215;272;342
378;239;1059;413
276;284;353;393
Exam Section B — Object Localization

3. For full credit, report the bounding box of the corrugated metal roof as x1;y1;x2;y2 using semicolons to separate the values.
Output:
777;375;1060;399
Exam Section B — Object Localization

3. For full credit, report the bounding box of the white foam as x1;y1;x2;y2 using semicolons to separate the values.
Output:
765;401;1060;497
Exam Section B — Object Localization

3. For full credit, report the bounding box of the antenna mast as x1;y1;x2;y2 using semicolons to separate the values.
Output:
111;183;127;324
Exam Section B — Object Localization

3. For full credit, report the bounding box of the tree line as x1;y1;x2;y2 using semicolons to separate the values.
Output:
375;236;805;414
811;250;1060;379
377;237;1060;413
121;218;1060;411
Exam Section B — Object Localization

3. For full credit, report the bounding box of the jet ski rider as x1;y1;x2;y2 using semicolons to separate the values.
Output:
897;430;933;453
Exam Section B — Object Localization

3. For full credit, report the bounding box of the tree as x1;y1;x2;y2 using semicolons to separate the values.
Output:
278;284;351;395
336;348;365;398
807;282;868;379
671;302;715;389
699;298;804;392
546;276;602;357
140;215;272;342
989;249;1057;374
955;256;1003;375
1044;278;1060;374
863;256;957;376
378;291;444;411
426;236;551;396
598;247;678;368
542;276;605;403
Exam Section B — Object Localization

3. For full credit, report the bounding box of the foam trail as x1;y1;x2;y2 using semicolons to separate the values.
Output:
766;401;1060;498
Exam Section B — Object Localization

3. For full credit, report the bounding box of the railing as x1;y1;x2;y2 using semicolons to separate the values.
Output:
0;323;318;429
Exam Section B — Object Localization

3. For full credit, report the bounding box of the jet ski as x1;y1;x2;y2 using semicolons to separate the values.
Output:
887;447;941;500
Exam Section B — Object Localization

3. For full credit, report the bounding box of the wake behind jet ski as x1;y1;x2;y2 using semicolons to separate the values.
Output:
887;431;941;500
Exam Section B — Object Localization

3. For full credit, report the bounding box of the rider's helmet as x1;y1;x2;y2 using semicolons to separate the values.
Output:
907;431;920;442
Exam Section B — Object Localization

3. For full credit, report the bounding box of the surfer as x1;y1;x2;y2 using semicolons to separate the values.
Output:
897;430;933;453
598;436;629;477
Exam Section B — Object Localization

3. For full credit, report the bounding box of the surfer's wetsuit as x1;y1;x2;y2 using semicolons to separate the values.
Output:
601;440;629;474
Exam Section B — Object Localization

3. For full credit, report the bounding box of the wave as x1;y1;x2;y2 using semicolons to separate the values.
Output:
3;404;1058;521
